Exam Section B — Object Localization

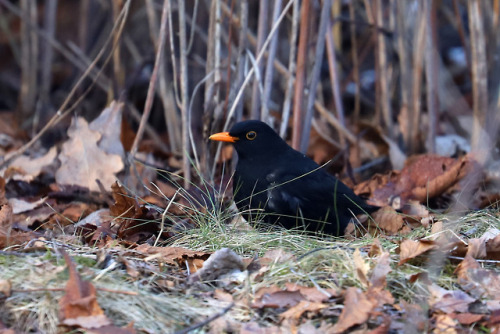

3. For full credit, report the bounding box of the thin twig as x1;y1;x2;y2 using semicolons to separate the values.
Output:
425;0;438;153
186;0;199;54
250;0;269;120
279;0;300;139
349;0;361;123
468;0;488;149
37;0;57;130
325;10;346;146
376;0;393;137
261;0;282;121
128;0;168;163
300;0;332;153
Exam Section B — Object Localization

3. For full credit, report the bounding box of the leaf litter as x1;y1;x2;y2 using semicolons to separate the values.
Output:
0;102;499;333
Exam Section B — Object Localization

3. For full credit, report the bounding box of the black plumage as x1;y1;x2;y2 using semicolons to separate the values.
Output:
209;120;378;236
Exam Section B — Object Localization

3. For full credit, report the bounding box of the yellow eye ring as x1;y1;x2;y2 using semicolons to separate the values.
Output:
246;131;257;140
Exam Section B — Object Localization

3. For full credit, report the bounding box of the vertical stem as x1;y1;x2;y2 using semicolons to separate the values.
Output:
376;0;392;137
349;0;360;122
261;0;282;121
468;0;488;149
425;0;438;153
250;0;269;120
326;14;345;146
291;0;311;150
409;3;426;153
129;0;168;162
300;0;331;153
280;0;300;138
178;0;191;187
205;0;222;118
19;0;38;122
112;0;124;91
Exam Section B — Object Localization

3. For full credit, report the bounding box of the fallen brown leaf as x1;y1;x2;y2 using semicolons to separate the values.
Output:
59;250;112;329
284;282;339;302
398;154;470;202
371;206;404;234
449;313;484;325
110;183;158;242
0;279;11;297
455;255;500;300
56;117;123;191
369;251;392;290
135;244;209;270
332;287;376;333
252;288;304;309
428;284;475;313
433;314;458;334
279;300;326;322
398;239;437;265
354;248;370;287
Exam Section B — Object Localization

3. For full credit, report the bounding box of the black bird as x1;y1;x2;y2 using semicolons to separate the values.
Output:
209;120;378;236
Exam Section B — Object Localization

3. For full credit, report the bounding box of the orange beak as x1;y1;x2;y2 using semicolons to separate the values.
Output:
209;132;239;143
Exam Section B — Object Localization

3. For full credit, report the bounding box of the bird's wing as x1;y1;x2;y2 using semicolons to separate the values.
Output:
265;167;369;216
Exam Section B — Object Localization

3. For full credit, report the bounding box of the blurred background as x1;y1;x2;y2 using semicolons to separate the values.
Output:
0;0;498;185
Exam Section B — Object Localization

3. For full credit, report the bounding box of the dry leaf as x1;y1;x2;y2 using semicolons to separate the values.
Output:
59;250;112;329
354;248;370;287
0;280;11;297
371;206;404;234
428;284;475;313
188;248;244;283
398;155;470;202
370;251;391;290
279;301;326;322
485;234;500;260
110;183;157;241
332;287;375;333
368;238;384;257
449;313;484;325
56;117;123;191
8;197;46;215
89;100;125;157
466;238;487;258
252;289;305;309
433;314;458;334
136;244;209;268
398;239;436;265
284;282;339;302
455;255;500;300
3;146;57;182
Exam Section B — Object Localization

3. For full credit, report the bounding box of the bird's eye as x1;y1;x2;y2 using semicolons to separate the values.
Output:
246;131;257;140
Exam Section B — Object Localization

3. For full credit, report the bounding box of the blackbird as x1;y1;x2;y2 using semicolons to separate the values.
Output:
209;120;378;236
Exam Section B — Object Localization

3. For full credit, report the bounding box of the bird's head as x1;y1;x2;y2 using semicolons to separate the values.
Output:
209;120;289;160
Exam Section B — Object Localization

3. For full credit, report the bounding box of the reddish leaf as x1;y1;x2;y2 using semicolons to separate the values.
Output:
58;250;111;329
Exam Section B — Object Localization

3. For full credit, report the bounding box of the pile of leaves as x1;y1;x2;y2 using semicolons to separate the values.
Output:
0;103;498;333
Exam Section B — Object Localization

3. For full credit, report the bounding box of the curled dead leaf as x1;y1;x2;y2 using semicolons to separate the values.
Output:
398;239;437;265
